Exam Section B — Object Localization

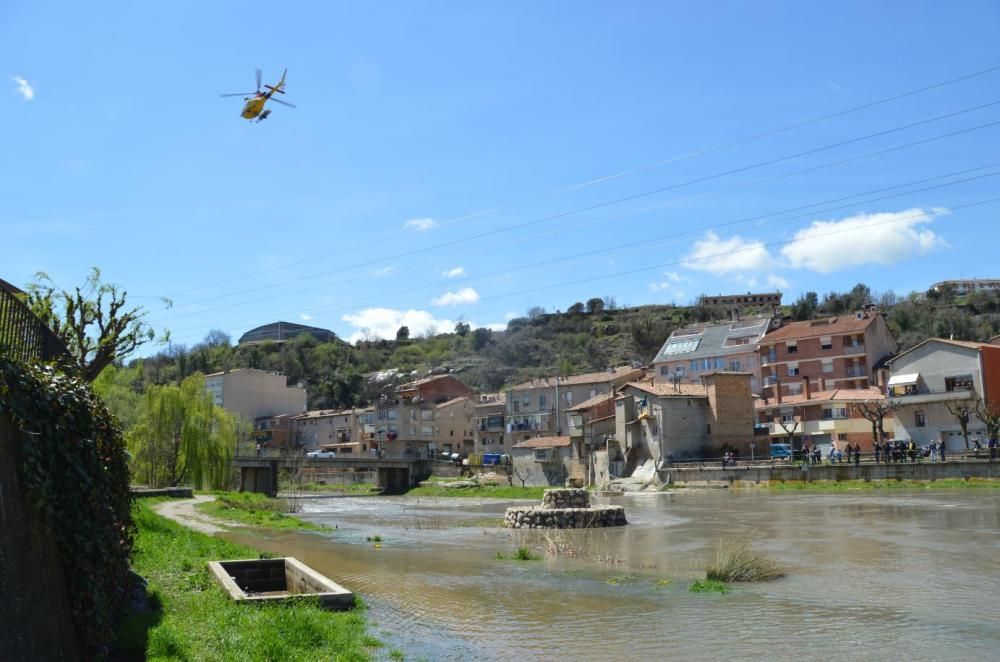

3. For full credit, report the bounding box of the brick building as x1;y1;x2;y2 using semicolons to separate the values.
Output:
376;374;475;458
758;308;896;400
291;407;375;455
473;393;506;453
756;383;889;453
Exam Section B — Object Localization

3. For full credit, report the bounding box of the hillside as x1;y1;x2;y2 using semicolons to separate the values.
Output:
136;283;1000;410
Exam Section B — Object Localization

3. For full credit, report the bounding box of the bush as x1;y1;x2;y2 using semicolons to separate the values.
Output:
706;538;784;583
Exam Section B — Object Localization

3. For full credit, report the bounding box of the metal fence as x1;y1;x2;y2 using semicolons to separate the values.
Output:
0;278;70;364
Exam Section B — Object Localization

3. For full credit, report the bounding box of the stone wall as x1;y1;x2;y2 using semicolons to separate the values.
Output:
503;488;627;529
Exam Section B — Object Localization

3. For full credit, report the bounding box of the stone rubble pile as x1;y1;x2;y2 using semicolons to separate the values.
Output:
503;488;627;529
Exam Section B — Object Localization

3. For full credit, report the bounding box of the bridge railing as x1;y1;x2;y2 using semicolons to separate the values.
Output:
0;278;71;365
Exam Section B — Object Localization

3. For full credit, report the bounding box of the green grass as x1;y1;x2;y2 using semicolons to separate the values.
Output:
113;502;380;661
196;492;331;532
405;484;547;499
653;579;672;588
706;538;784;583
769;477;1000;491
496;546;541;561
689;579;730;594
366;535;382;543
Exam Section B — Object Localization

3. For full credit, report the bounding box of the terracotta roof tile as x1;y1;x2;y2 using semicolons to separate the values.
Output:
624;381;709;397
511;366;644;390
755;387;884;409
512;436;571;449
761;314;876;343
566;393;616;411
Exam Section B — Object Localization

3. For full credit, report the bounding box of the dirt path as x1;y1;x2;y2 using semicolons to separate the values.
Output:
152;495;237;534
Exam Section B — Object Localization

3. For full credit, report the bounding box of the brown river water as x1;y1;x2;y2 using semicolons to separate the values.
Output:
224;489;1000;661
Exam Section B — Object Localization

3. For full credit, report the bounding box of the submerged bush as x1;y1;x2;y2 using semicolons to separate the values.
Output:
497;546;540;561
689;579;730;593
706;537;784;583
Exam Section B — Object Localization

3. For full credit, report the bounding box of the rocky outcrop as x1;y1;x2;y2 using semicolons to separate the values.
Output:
503;488;627;529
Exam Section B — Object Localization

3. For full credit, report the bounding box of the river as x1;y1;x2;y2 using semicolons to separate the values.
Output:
224;489;1000;661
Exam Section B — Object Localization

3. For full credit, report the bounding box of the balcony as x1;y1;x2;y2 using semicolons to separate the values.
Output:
763;375;778;386
761;352;777;366
842;343;865;355
845;366;867;378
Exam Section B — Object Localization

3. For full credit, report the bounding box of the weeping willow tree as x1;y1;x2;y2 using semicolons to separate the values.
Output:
127;373;237;489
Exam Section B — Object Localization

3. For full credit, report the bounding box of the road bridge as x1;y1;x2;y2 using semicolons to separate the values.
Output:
232;455;433;496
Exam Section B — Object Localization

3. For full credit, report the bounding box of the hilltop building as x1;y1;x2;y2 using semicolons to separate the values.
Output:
929;279;1000;297
238;321;338;345
699;291;783;308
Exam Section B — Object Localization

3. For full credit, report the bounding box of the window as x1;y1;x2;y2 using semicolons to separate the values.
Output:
539;394;547;409
786;341;798;354
838;433;848;441
915;410;926;427
729;360;742;372
565;392;573;405
822;359;834;374
822;407;847;419
714;358;725;370
662;339;700;354
689;360;698;372
512;399;520;413
706;423;712;435
820;336;832;350
787;382;802;395
945;375;974;392
788;362;800;376
660;366;670;376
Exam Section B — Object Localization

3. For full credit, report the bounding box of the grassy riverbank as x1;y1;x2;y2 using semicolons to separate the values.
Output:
405;484;547;499
114;502;384;661
292;482;381;495
197;491;331;531
768;477;1000;491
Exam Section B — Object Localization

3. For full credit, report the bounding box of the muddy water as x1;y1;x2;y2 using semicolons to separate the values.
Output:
225;490;1000;661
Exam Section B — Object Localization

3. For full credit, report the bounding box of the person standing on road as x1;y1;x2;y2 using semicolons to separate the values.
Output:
939;438;947;462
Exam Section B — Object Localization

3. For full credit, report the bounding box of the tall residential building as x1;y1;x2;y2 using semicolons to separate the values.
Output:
435;396;475;455
652;316;776;393
756;383;889;452
204;368;306;422
291;407;375;455
758;308;895;399
505;366;645;446
473;393;506;453
376;374;475;458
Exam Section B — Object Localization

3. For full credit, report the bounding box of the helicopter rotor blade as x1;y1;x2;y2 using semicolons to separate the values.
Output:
255;68;262;92
220;92;256;97
270;98;297;108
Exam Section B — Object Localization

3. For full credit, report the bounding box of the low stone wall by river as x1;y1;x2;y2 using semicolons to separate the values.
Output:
662;459;1000;487
503;488;627;529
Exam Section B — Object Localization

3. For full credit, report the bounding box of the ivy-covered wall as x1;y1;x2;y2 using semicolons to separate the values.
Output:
0;357;134;660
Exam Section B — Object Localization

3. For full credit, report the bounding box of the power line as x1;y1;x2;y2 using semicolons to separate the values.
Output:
155;101;1000;314
160;168;999;343
153;64;1000;299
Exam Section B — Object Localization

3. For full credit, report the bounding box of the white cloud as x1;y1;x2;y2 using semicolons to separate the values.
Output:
650;271;687;291
766;274;790;289
441;266;465;278
683;231;773;275
432;287;480;306
404;217;437;231
504;311;519;320
780;208;947;274
342;308;457;342
11;75;34;101
372;265;396;277
300;313;313;321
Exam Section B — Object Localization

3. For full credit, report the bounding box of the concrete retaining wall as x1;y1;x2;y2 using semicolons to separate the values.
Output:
663;460;1000;487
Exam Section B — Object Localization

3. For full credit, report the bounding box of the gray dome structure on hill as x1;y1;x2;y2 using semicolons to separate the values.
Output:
238;321;338;345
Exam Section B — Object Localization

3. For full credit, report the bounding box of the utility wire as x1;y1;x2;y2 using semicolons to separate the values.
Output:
160;169;1000;342
155;101;1000;314
154;64;1000;299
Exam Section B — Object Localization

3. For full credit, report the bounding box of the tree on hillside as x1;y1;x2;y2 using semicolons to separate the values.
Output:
791;292;818;321
567;302;586;315
25;268;168;381
396;325;410;341
586;297;605;314
472;327;492;351
454;321;471;336
527;306;545;320
602;295;618;311
944;398;976;449
127;373;237;489
92;363;146;430
853;399;899;447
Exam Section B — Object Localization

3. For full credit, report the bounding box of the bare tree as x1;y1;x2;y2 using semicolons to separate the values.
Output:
854;399;900;447
774;413;800;455
511;461;535;488
972;396;1000;443
944;398;976;449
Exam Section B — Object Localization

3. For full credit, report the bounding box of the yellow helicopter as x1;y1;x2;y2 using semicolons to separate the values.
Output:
221;68;295;122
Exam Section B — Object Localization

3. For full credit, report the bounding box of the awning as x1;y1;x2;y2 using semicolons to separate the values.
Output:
887;373;919;386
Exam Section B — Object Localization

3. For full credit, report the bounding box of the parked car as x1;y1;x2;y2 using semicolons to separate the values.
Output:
306;449;336;459
769;443;793;460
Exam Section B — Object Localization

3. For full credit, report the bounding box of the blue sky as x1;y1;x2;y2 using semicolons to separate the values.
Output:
3;1;999;351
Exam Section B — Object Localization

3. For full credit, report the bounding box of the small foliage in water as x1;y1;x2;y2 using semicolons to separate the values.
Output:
653;579;672;588
366;535;382;543
497;546;541;561
706;537;784;583
689;579;730;593
606;574;639;586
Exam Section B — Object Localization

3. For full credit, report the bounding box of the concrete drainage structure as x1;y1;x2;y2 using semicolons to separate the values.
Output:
208;557;354;609
503;488;627;529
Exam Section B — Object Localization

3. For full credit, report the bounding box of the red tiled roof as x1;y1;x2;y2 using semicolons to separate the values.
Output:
755;387;884;409
512;366;644;390
436;396;471;409
566;393;616;411
512;436;571;449
761;314;876;343
624;381;708;397
886;337;990;365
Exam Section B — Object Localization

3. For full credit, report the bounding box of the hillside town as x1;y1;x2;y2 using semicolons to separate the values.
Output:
223;286;1000;488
